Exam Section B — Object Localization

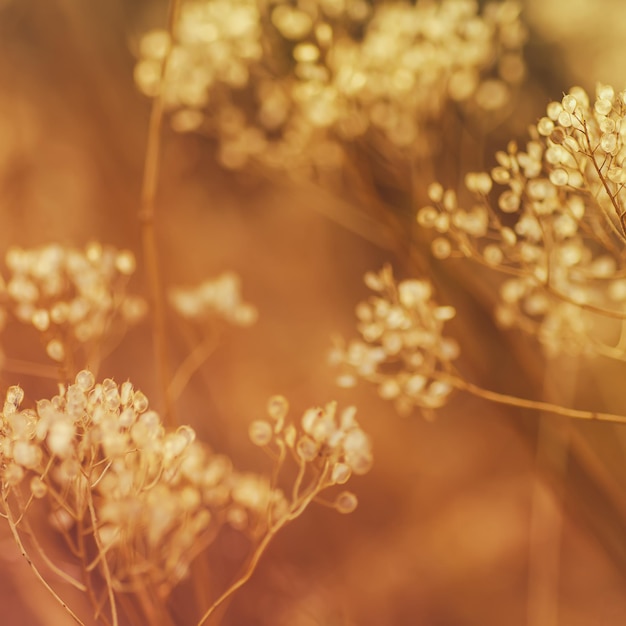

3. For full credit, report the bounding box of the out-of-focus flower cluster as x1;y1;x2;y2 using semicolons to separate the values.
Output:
330;265;459;416
249;394;372;513
0;371;287;593
0;243;146;363
417;83;626;357
169;271;258;327
135;0;526;173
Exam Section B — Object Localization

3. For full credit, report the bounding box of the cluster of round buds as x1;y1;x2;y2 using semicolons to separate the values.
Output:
0;243;146;363
169;271;258;327
0;371;285;592
416;83;626;357
248;394;372;515
135;0;262;126
330;265;459;416
134;0;526;173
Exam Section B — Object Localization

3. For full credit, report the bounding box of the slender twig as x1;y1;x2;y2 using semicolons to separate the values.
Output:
196;468;330;626
577;118;626;238
291;458;307;502
14;499;87;592
168;332;219;402
85;478;118;626
2;491;86;626
138;0;182;426
441;372;626;424
76;513;113;626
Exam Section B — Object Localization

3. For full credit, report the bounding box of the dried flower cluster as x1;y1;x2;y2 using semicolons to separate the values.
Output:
0;371;285;594
330;265;459;416
0;365;372;623
135;0;526;173
169;271;258;327
249;394;372;512
417;83;626;357
0;243;145;365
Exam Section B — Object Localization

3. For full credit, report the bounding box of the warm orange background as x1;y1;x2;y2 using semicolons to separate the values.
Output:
1;1;626;625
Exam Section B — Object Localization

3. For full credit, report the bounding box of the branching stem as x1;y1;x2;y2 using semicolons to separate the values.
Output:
2;491;86;626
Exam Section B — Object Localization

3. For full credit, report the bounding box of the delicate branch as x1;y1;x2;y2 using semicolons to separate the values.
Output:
14;500;87;593
441;372;626;425
168;332;219;402
196;468;330;626
86;478;118;626
2;491;86;626
577;117;626;238
139;0;183;427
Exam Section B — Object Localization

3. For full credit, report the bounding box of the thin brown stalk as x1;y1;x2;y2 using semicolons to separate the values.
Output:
2;491;86;626
577;118;626;238
76;514;112;626
196;467;330;626
14;501;86;592
168;331;219;402
441;372;626;424
139;0;182;427
86;479;118;626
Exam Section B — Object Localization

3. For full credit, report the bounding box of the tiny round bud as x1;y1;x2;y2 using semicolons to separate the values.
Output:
434;306;456;321
3;463;24;486
75;370;95;392
267;396;288;421
417;206;438;227
13;441;42;469
601;133;618;154
546;101;562;120
32;309;50;331
431;237;452;260
336;374;357;388
115;250;136;275
536;117;554;136
30;476;47;499
331;462;352;485
427;182;444;203
177;425;196;446
557;111;572;128
335;491;358;514
483;244;503;265
296;436;318;462
549;169;569;186
133;391;149;413
379;378;400;399
249;420;273;446
595;98;612;116
48;421;75;458
562;94;577;113
464;172;492;195
498;191;520;213
6;385;24;407
46;339;65;362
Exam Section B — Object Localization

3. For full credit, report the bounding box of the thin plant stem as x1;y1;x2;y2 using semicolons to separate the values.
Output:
2;491;86;626
196;526;281;626
292;458;307;502
196;468;330;626
86;477;118;626
578;118;626;238
16;507;87;592
139;0;182;427
441;372;626;424
168;331;219;402
76;514;112;626
526;362;573;626
1;358;61;380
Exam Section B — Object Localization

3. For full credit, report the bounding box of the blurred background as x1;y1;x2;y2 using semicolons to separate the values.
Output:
1;1;626;624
